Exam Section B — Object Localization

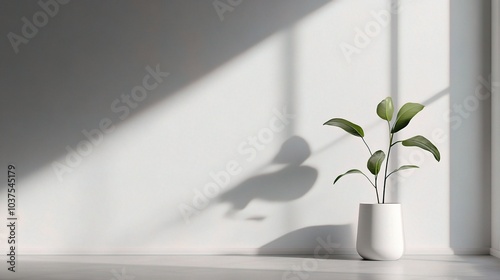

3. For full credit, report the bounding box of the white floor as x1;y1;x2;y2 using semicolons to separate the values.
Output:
1;255;499;280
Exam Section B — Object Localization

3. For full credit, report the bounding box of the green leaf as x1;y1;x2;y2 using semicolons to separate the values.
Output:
402;135;441;162
391;103;424;133
323;118;364;137
367;150;386;175
388;165;419;177
376;97;394;121
334;169;365;184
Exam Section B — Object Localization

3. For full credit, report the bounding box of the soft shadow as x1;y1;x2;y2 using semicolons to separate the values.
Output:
449;0;491;253
218;136;317;216
0;0;331;183
258;225;354;256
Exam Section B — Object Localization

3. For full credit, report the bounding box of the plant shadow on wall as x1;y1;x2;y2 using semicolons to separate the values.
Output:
218;136;318;220
0;0;331;183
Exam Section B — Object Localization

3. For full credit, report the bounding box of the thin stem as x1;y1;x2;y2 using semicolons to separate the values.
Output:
356;171;378;203
361;137;373;156
391;140;402;147
359;172;376;188
386;169;397;179
382;132;394;204
374;175;380;204
361;137;378;203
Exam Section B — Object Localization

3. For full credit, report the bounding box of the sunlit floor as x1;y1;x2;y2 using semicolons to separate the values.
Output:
1;255;499;280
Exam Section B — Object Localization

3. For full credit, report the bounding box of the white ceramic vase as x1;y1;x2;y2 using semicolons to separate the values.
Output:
356;203;404;260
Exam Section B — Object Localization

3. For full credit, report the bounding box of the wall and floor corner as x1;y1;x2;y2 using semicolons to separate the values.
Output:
0;0;493;256
492;0;500;259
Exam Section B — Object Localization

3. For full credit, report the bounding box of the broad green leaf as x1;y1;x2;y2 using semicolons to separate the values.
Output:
323;118;364;137
367;150;386;175
402;135;441;162
391;103;424;133
334;169;365;184
376;97;394;121
388;165;419;177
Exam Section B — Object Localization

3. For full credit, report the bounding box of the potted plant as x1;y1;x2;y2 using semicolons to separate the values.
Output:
323;97;440;260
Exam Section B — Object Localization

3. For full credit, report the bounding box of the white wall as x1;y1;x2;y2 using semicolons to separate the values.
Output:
0;0;491;254
492;0;500;259
449;0;491;254
396;0;451;253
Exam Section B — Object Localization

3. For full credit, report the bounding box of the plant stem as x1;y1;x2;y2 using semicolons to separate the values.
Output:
359;172;376;188
361;137;373;156
382;133;394;203
361;137;378;203
391;140;401;147
386;169;397;178
374;175;380;204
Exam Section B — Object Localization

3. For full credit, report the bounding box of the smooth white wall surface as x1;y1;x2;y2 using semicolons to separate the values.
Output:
395;0;452;253
0;0;490;254
450;0;491;254
492;0;500;258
